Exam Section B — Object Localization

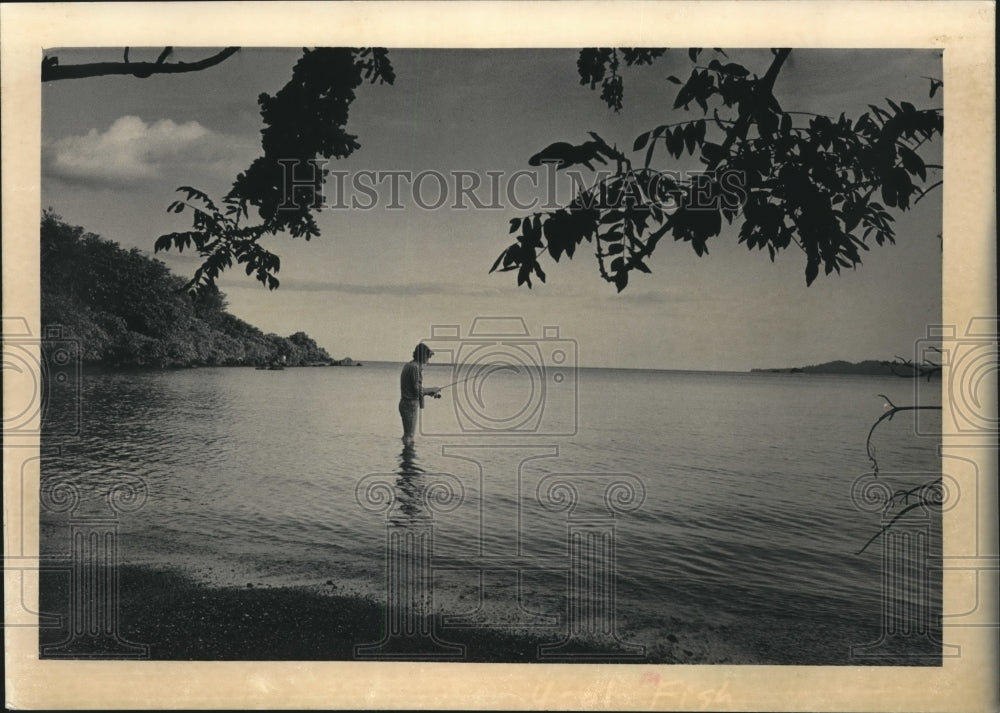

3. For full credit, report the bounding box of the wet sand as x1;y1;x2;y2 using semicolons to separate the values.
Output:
37;565;683;662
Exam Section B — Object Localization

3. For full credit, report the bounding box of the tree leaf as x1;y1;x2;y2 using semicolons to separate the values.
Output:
898;145;926;181
530;215;543;244
673;85;693;110
502;242;518;268
805;259;819;286
520;218;533;243
880;178;897;208
683;123;698;154
894;167;913;209
644;127;664;168
489;250;507;274
667;129;686;158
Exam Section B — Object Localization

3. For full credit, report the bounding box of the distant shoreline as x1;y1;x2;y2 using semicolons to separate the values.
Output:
73;359;928;376
749;359;914;376
78;360;364;371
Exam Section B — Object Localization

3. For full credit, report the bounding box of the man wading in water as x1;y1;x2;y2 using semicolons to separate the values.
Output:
399;343;441;446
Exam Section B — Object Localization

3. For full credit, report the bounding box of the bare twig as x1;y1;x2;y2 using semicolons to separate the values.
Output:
883;355;941;381
914;180;943;205
855;500;936;555
865;394;942;475
856;389;944;555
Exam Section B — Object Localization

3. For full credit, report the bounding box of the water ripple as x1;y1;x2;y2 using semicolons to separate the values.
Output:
41;365;940;660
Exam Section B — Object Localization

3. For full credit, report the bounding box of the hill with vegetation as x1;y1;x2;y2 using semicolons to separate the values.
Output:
41;211;334;368
750;360;897;375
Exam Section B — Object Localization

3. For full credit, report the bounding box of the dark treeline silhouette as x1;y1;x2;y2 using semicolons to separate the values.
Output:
750;359;909;375
41;211;334;368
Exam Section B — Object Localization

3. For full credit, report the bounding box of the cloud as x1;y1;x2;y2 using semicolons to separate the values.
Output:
44;115;250;187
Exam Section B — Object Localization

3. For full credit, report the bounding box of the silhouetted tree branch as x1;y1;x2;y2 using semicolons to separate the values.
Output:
882;348;941;380
154;47;395;295
865;394;942;476
56;46;940;295
492;50;943;291
855;494;939;555
42;47;240;81
855;384;943;555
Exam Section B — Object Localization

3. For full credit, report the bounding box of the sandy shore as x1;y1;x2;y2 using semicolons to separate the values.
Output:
37;564;941;664
38;565;683;662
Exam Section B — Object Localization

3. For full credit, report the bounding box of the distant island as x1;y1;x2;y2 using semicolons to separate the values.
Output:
751;359;904;375
41;211;353;369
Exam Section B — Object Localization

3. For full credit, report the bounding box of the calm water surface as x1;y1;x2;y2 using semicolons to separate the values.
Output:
41;363;941;663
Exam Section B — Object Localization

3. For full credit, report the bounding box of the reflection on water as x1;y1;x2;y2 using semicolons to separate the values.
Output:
393;445;425;523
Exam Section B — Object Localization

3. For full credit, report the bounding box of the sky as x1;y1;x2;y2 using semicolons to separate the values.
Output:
41;48;943;371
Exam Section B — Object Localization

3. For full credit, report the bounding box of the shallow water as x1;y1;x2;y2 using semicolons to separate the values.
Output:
41;363;942;663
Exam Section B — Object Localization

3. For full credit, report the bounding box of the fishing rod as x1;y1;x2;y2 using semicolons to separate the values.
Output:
437;375;473;391
430;362;520;397
428;375;472;397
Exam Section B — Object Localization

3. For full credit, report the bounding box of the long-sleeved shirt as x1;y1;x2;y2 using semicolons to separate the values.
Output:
400;361;424;407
